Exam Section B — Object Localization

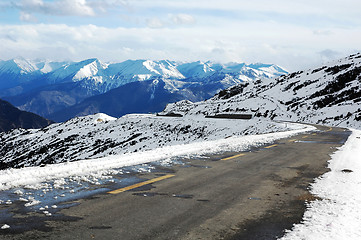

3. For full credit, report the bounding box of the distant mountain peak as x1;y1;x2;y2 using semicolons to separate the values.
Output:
1;58;37;74
72;58;108;81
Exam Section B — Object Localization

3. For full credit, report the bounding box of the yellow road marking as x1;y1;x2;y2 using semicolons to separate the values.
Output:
312;133;317;136
108;174;175;194
221;153;245;161
326;127;333;132
302;136;308;139
264;144;278;149
289;139;297;142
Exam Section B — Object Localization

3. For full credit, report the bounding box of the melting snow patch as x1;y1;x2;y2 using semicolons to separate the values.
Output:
14;190;23;195
24;199;41;207
1;224;10;230
43;211;52;216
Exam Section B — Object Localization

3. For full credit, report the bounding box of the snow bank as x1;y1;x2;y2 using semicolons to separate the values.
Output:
280;129;361;240
0;123;314;191
0;113;309;169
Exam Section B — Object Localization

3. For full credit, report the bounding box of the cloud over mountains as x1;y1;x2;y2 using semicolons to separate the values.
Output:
0;0;360;71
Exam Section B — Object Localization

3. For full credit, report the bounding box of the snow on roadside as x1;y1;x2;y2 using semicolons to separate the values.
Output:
0;113;306;169
279;129;361;240
0;123;315;191
1;224;10;230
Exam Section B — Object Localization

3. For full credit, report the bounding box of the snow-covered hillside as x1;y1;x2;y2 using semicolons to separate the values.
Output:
162;53;361;129
0;113;306;169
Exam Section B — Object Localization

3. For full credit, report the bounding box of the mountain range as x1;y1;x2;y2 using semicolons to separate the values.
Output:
0;53;360;169
161;53;361;128
0;58;287;121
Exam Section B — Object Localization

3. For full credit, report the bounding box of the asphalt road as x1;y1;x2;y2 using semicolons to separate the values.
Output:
1;124;351;240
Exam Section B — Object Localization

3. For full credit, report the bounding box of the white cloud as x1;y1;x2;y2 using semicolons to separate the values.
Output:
313;30;332;36
129;0;361;31
1;0;361;71
57;0;95;16
145;14;195;29
131;0;361;17
318;49;341;61
170;14;195;25
13;0;95;17
87;0;129;11
19;11;38;22
0;22;360;71
146;17;164;28
7;0;132;18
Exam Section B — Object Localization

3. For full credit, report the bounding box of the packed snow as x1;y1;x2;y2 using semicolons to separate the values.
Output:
279;129;361;240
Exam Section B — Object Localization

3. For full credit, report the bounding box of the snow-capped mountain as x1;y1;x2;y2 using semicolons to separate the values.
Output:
0;58;287;119
0;58;42;92
0;58;69;96
0;58;287;96
47;63;290;122
161;53;361;129
0;58;69;84
42;58;108;84
0;58;38;75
